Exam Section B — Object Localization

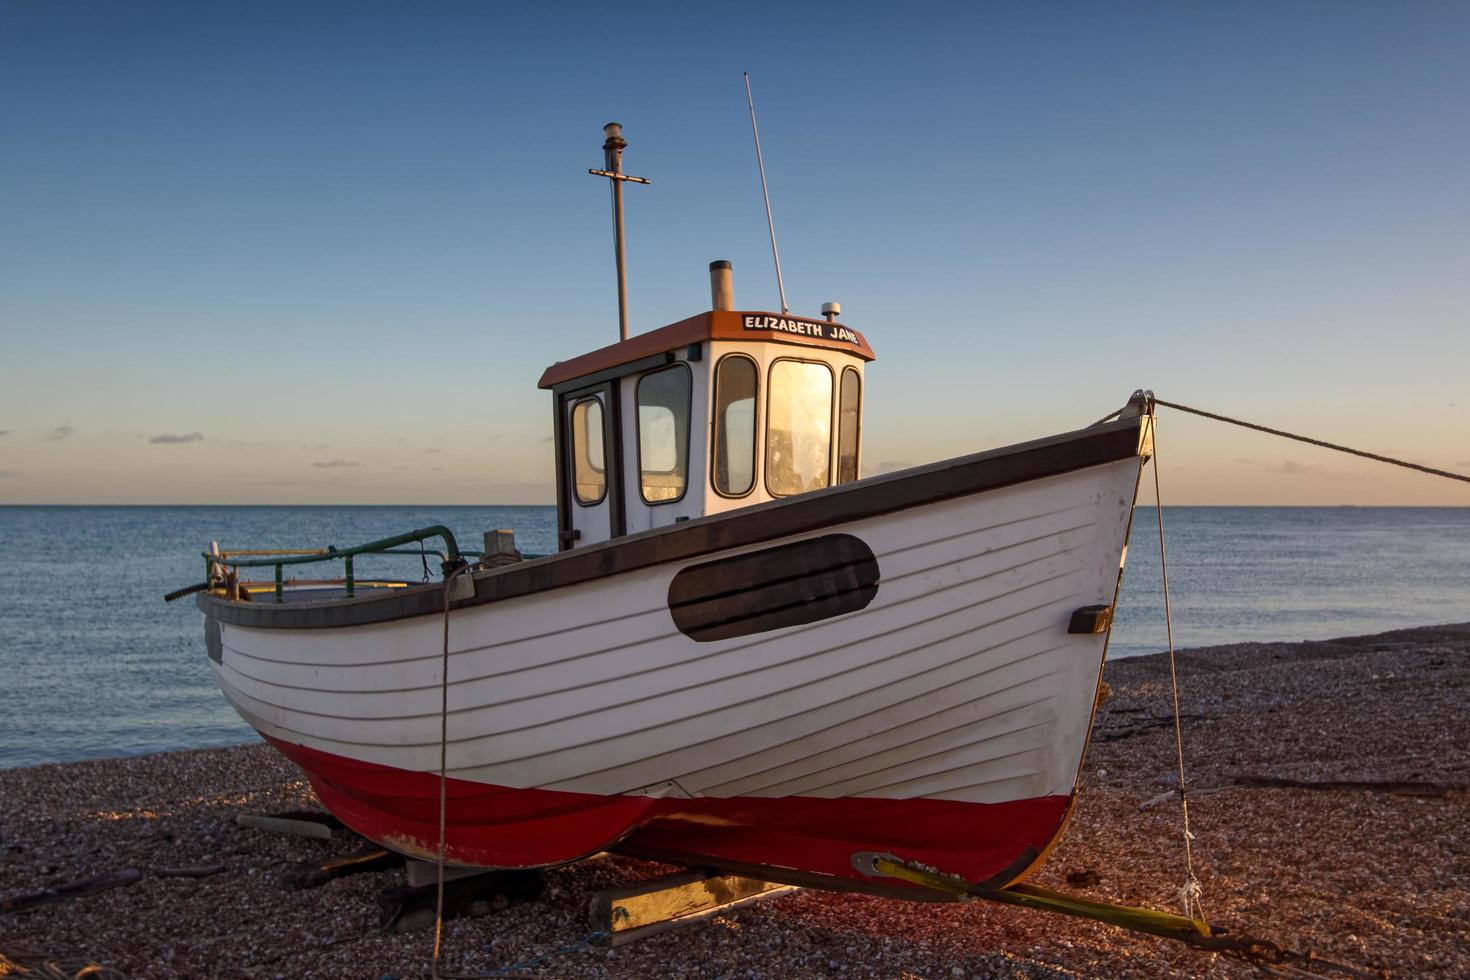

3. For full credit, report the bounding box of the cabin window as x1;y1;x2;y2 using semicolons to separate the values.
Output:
712;354;758;496
837;367;861;484
766;359;833;497
569;397;606;505
636;364;692;504
668;533;880;642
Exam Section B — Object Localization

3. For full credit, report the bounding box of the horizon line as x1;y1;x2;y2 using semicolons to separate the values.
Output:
1;502;1467;509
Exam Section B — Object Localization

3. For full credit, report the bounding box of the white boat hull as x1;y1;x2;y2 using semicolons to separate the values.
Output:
201;416;1150;895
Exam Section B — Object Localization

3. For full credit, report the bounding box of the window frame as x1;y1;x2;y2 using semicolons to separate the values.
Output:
568;395;608;508
837;366;862;485
709;353;761;499
764;356;836;499
633;362;693;506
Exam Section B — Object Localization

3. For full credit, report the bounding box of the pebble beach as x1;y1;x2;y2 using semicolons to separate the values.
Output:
2;623;1466;979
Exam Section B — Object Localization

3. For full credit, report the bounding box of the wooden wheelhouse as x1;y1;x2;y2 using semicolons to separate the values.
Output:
540;262;876;551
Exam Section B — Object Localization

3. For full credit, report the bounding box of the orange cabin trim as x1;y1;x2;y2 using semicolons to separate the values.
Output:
537;310;876;390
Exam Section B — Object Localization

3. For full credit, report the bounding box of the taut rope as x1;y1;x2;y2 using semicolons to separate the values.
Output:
431;563;477;980
1150;397;1470;485
1148;417;1204;921
427;565;606;980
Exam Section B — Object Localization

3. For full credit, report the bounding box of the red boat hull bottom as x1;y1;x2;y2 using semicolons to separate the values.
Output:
268;737;1071;896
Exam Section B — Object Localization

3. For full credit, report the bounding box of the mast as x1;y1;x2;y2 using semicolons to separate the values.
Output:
588;122;650;342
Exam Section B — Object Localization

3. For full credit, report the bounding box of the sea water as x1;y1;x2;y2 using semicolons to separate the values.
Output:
0;505;1466;769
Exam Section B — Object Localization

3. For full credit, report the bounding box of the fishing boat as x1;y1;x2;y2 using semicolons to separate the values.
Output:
188;125;1155;901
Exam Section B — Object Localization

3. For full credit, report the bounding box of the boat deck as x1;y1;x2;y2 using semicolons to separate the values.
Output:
233;581;415;604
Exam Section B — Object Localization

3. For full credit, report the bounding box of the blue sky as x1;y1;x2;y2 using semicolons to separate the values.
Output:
2;1;1467;504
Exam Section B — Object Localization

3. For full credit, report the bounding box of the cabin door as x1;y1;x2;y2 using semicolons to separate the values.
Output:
555;380;625;550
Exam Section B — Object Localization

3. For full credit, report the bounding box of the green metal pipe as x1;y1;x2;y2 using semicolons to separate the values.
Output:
203;525;462;571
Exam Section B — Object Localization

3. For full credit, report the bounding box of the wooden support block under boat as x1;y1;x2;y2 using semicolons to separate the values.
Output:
404;859;500;888
588;869;798;946
378;868;545;934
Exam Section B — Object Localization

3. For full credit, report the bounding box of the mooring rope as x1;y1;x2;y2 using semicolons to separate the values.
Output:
427;565;607;980
432;563;473;980
1151;397;1470;485
1147;417;1205;922
1109;387;1465;921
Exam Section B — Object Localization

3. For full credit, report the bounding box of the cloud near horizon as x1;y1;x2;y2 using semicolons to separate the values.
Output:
1277;459;1357;482
149;431;204;444
312;459;361;469
45;426;74;440
0;470;23;478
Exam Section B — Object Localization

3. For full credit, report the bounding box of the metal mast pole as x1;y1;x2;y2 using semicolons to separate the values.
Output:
590;123;650;342
604;125;630;341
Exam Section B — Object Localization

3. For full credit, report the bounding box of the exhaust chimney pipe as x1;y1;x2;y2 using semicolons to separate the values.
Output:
710;260;734;311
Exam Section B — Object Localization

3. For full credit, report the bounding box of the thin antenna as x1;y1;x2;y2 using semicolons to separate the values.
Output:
744;72;788;314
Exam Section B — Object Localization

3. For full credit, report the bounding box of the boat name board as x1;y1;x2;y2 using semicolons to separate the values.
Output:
742;315;860;346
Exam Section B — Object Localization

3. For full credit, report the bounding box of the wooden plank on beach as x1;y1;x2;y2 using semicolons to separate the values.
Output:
589;870;798;946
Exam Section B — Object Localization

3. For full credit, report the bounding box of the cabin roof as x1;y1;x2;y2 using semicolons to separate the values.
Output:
537;310;875;390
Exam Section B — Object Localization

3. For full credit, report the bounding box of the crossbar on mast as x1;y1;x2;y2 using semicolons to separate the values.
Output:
589;123;650;342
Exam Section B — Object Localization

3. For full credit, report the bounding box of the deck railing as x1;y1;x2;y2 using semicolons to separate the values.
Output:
203;525;467;602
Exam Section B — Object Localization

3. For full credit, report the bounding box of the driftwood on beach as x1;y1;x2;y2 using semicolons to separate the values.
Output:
0;868;141;916
1231;774;1467;796
234;812;336;840
152;864;228;879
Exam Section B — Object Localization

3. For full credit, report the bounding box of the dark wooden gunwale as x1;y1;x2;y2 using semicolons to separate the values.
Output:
197;416;1144;631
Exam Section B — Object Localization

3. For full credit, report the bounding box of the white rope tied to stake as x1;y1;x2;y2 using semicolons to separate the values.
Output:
1147;416;1207;923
